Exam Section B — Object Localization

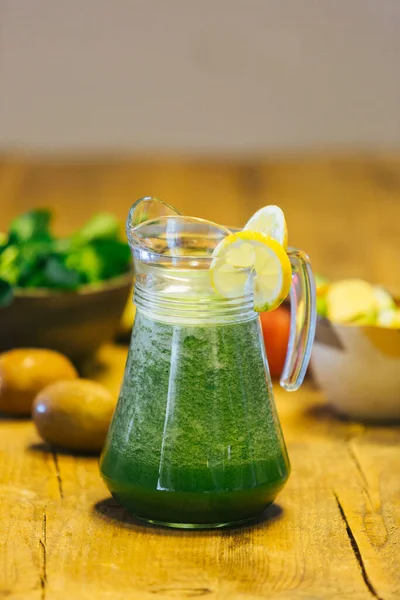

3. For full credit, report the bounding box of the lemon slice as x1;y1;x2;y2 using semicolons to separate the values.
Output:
210;231;292;311
244;205;288;248
326;279;377;323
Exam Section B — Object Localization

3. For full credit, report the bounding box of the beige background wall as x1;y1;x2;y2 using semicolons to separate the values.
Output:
0;0;399;154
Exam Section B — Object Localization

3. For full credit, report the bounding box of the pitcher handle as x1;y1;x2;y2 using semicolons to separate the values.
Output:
280;248;316;392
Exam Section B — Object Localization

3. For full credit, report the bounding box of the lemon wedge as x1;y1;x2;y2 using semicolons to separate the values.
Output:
210;231;292;311
244;205;288;248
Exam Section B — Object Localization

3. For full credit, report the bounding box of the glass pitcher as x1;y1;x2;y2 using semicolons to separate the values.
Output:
100;198;316;529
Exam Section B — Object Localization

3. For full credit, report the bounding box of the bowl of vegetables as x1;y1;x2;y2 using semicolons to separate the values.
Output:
0;210;132;361
311;277;400;422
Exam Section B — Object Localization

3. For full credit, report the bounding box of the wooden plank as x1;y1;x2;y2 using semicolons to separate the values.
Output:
275;385;400;600
0;151;400;598
85;345;400;598
34;348;393;600
1;154;399;291
0;347;399;599
0;420;60;599
43;440;373;600
334;439;400;600
0;498;43;600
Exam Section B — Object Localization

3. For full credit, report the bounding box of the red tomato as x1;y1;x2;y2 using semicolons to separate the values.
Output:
259;306;291;378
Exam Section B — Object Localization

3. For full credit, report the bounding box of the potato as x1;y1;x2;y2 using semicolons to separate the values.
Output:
32;379;116;452
0;349;78;415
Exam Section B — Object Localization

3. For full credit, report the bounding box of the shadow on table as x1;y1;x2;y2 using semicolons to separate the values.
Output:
92;497;283;536
28;441;100;458
305;402;349;423
0;412;31;421
305;403;400;428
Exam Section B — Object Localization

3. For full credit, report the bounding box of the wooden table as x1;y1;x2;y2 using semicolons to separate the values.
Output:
0;154;400;598
1;344;399;600
1;152;400;292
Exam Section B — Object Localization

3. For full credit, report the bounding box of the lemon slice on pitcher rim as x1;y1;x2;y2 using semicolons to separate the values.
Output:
244;205;288;248
210;231;292;312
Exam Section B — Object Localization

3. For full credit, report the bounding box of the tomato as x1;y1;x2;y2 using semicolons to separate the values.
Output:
259;306;291;378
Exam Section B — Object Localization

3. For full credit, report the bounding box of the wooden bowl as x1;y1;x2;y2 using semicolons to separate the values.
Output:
0;274;132;363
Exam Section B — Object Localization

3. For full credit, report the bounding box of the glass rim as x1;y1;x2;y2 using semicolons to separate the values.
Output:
126;214;235;263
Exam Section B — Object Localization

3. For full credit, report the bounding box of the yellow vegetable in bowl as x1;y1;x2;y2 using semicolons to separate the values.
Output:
326;279;377;323
316;276;399;328
377;309;400;328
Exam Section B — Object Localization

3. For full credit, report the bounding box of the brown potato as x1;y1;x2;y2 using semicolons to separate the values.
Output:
0;349;78;415
33;379;116;452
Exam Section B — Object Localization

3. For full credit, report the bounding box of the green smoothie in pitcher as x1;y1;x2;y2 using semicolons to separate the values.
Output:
99;197;316;528
100;311;290;526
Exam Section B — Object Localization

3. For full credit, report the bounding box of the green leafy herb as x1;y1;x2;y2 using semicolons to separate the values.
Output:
8;209;52;244
43;256;81;289
72;213;121;245
0;209;132;297
0;245;20;285
65;245;105;284
66;239;131;284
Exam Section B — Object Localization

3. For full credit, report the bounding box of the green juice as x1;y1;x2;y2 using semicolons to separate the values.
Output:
100;311;290;527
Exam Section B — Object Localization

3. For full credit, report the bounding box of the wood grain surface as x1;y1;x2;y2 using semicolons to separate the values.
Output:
0;344;399;600
0;155;399;599
1;153;400;292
